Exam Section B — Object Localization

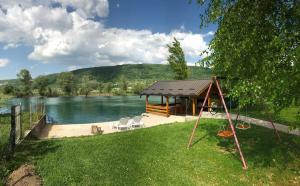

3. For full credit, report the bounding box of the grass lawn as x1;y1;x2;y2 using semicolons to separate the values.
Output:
2;119;300;185
232;106;300;128
0;112;42;157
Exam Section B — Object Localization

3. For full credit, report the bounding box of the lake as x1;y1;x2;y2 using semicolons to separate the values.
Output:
6;96;161;124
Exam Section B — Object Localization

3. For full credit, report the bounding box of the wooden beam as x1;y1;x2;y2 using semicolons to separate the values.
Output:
208;96;212;112
166;96;169;117
188;83;212;148
174;97;177;115
214;78;248;169
146;95;149;107
192;97;196;116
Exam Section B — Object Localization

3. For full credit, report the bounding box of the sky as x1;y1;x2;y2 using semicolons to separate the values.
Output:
0;0;216;80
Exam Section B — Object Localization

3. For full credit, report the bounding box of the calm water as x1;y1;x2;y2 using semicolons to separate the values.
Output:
7;96;161;124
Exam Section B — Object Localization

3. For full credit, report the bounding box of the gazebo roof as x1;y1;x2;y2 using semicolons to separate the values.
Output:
140;79;212;96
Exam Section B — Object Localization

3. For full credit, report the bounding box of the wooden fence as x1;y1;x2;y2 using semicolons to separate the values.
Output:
1;104;46;159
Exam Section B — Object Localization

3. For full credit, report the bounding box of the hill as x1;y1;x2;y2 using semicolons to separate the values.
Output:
71;64;211;82
0;64;211;85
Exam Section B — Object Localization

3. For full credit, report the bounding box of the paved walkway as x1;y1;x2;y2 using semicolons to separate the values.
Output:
201;112;300;136
38;112;300;139
38;114;189;139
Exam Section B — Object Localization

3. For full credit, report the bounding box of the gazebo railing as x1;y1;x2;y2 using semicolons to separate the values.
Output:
146;104;169;117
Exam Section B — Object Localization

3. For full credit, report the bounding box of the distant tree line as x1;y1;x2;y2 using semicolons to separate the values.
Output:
1;69;149;98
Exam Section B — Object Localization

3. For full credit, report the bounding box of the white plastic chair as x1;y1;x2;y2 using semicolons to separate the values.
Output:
130;116;144;129
116;117;131;130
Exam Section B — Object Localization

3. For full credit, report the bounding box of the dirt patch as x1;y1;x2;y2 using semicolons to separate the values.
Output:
6;164;42;186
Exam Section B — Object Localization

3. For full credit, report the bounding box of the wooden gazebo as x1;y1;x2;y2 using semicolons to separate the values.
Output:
140;79;219;117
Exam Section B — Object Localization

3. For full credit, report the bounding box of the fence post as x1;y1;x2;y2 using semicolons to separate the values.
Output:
8;106;16;155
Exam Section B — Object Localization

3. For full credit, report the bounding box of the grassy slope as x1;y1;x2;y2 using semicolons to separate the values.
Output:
5;119;300;185
71;64;211;82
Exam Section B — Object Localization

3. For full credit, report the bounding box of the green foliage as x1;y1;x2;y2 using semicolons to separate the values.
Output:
72;64;204;82
118;75;128;91
34;76;50;96
97;82;104;95
167;38;189;80
4;120;300;185
197;0;300;120
132;82;147;94
79;74;98;97
17;69;32;97
103;82;113;93
2;84;14;95
57;72;76;96
1;64;211;96
44;87;59;97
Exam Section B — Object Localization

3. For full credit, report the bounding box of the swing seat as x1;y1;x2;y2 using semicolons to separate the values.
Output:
236;123;251;130
217;130;234;138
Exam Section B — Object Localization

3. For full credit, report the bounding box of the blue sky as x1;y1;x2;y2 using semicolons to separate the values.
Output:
0;0;216;80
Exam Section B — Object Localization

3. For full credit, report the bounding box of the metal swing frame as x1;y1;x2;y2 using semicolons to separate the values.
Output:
187;77;248;169
187;77;282;170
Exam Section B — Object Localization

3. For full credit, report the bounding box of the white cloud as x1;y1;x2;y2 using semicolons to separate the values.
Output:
68;65;81;71
0;0;109;18
0;0;211;69
58;0;109;18
0;58;9;67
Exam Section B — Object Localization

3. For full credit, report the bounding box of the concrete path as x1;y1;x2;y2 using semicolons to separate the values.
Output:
38;112;300;139
38;114;190;139
201;112;300;136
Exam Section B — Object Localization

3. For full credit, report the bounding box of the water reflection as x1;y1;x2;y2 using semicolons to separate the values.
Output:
7;96;161;124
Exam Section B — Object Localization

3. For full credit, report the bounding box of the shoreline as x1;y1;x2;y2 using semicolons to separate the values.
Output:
38;112;300;139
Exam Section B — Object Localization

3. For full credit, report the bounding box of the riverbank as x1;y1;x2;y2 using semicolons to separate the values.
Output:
38;112;300;139
6;119;300;185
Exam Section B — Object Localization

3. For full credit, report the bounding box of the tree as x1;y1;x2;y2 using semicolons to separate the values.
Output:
34;76;50;96
119;75;128;92
197;0;300;125
132;82;146;94
98;82;104;95
167;38;189;80
104;82;113;93
17;69;32;96
2;84;15;95
57;72;76;96
79;74;98;97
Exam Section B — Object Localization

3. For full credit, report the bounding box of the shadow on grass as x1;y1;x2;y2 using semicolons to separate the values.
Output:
190;119;300;169
4;139;61;175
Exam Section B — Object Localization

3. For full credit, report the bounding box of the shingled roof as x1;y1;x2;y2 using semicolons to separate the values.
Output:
140;79;212;96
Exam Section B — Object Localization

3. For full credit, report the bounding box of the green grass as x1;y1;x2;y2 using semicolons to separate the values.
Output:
232;106;300;128
0;112;42;157
3;119;300;185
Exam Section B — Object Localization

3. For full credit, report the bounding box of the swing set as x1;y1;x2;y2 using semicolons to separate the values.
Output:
187;76;281;169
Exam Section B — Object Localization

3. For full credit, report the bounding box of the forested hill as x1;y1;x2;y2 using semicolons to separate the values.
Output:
0;64;211;84
70;64;211;82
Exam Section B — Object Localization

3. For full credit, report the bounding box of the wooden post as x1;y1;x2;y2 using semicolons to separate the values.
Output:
174;97;177;115
192;97;196;116
146;95;149;113
161;96;163;105
8;106;17;154
146;95;149;105
267;112;281;142
29;103;32;128
208;96;212;112
188;83;212;148
166;96;169;117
